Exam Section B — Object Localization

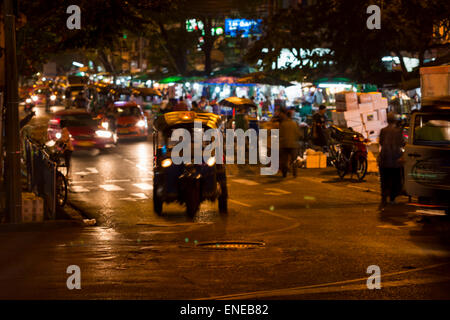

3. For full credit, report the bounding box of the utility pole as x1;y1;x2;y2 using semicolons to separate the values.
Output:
4;0;22;223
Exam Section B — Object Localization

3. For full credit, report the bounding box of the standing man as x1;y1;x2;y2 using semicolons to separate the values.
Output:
378;112;404;209
312;104;329;149
279;107;301;178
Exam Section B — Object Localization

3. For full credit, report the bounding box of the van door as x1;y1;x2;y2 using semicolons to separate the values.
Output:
404;112;450;204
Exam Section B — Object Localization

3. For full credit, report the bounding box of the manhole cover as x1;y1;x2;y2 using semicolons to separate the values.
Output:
196;241;265;250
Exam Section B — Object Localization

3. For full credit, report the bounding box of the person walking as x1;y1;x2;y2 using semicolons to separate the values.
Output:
312;104;329;149
279;107;301;178
378;112;404;209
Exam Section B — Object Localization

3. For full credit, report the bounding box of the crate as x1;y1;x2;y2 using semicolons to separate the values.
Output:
305;149;327;168
22;192;44;222
420;65;450;98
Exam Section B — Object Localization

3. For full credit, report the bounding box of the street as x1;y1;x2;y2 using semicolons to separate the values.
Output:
1;107;450;299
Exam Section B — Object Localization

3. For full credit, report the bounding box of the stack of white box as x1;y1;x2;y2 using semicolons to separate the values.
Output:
331;91;389;141
22;192;44;222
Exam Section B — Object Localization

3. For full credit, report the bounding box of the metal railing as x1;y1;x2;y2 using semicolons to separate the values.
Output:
23;138;57;219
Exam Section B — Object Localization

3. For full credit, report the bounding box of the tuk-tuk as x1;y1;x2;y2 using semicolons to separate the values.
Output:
152;111;228;217
404;96;450;214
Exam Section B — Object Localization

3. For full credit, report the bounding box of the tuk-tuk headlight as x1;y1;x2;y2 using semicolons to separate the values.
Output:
136;120;146;127
95;130;112;138
26;98;32;104
161;158;172;168
101;122;109;130
31;95;38;102
55;132;62;139
206;156;216;167
50;95;56;101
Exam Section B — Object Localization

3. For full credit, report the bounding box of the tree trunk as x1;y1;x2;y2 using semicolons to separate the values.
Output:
395;51;409;80
203;17;213;75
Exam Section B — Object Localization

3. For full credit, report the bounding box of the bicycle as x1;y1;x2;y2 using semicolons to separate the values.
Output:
328;126;368;181
42;143;68;207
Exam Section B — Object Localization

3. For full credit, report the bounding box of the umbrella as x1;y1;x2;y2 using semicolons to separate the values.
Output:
132;87;162;97
237;72;294;87
219;97;257;109
202;76;240;84
158;75;206;84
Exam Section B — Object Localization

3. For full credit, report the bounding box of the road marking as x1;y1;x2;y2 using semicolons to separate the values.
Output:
99;184;124;191
105;179;131;183
264;188;291;195
133;183;153;191
258;209;295;221
199;262;450;300
86;167;99;174
140;177;153;181
229;199;252;207
130;193;148;199
415;209;446;216
74;171;91;176
70;186;90;193
70;180;94;184
231;179;259;186
377;220;418;230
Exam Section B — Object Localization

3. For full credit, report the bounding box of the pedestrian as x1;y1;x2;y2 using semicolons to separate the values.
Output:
173;97;188;111
191;101;201;113
210;100;220;115
279;107;301;178
378;112;404;209
199;96;208;110
56;126;74;180
312;104;329;150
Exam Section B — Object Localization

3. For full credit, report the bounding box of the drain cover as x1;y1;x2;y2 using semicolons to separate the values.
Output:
196;241;265;250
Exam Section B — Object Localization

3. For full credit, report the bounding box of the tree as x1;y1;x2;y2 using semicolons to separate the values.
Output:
246;0;450;83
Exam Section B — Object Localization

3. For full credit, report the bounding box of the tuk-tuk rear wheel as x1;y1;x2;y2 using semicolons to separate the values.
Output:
153;188;163;215
185;181;200;218
218;181;228;214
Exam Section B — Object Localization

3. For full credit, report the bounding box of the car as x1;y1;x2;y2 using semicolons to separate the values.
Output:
404;96;450;214
152;111;228;217
112;101;148;140
48;110;117;150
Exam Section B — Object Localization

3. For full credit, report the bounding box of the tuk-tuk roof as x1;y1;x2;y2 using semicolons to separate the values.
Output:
155;111;221;130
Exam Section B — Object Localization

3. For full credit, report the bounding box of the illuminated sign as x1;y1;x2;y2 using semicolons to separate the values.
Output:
224;19;261;37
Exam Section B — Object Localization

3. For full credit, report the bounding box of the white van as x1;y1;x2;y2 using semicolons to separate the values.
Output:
404;96;450;214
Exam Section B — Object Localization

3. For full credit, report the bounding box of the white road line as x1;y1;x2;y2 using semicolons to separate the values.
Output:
229;199;252;207
70;186;90;193
74;171;91;176
415;209;446;216
70;180;94;184
86;167;99;174
105;179;131;183
231;179;259;186
130;193;148;199
264;188;291;195
99;184;124;191
133;183;153;191
140;177;153;181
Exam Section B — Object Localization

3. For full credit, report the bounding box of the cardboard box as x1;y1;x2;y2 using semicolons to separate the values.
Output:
335;91;358;103
377;108;387;123
358;102;374;113
420;65;450;98
358;92;382;103
336;100;359;111
342;118;363;129
22;192;44;222
361;111;379;123
305;150;327;168
373;97;388;110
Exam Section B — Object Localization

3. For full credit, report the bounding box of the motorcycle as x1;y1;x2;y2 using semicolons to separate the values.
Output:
24;98;35;113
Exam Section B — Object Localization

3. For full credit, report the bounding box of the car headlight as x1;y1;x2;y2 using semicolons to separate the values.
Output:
136;120;146;127
55;132;62;139
161;158;172;168
50;95;56;101
95;130;112;138
31;95;38;102
206;156;216;167
26;98;32;104
101;122;109;130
